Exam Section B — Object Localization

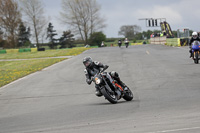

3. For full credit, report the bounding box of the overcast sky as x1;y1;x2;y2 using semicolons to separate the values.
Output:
42;0;200;38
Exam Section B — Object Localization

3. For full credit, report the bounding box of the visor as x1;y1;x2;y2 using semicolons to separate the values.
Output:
84;61;91;67
193;35;198;39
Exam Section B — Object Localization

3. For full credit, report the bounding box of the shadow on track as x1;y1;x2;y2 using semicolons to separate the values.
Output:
87;99;136;106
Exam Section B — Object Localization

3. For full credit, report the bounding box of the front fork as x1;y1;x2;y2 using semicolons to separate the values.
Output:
193;51;200;59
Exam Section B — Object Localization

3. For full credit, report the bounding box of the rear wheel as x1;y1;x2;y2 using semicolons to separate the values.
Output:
101;87;118;104
123;87;133;101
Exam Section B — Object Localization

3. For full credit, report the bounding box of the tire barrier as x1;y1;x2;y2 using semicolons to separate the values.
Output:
37;48;45;51
0;49;6;54
19;48;31;52
0;48;39;54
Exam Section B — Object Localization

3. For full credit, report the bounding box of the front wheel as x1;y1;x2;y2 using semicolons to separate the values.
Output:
195;52;199;64
123;87;133;101
101;87;118;104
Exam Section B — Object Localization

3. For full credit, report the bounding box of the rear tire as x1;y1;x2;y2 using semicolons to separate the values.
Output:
101;87;118;104
123;87;133;101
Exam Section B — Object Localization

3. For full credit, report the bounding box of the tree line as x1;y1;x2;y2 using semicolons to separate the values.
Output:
0;0;192;49
0;0;106;49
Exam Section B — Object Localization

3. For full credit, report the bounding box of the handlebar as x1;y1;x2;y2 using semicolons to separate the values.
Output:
92;66;109;81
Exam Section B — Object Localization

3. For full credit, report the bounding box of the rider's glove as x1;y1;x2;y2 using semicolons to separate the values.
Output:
86;79;92;85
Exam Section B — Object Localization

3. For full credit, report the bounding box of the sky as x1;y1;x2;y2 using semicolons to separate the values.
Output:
42;0;200;38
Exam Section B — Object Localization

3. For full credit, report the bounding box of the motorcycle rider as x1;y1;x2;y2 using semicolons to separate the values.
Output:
124;38;129;47
83;57;127;97
189;32;200;58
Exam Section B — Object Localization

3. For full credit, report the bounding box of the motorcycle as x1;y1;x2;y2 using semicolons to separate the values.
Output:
118;40;122;48
191;41;200;64
118;42;122;48
125;42;129;48
92;68;133;104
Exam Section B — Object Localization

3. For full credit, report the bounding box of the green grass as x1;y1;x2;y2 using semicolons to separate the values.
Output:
0;47;91;87
0;59;66;87
0;47;91;59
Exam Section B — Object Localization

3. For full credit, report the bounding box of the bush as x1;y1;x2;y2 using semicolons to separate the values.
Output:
89;32;106;47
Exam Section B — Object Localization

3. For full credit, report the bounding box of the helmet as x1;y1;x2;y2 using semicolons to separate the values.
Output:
192;32;198;39
83;57;93;68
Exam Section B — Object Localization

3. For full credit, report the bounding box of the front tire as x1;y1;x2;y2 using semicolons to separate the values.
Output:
123;87;133;101
194;52;199;64
101;87;118;104
195;52;199;64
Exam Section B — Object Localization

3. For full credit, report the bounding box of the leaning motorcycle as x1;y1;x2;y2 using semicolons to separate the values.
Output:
92;68;133;104
191;41;200;64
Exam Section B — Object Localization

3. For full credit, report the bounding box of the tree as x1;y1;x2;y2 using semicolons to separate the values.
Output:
59;30;75;48
172;30;177;38
0;0;21;48
143;30;154;39
60;0;106;45
89;32;106;47
118;25;141;39
47;23;58;49
18;22;31;47
0;28;3;41
20;0;47;48
0;28;4;47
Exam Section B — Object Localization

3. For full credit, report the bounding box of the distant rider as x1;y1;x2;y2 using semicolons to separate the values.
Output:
189;32;200;58
124;38;129;45
83;57;127;97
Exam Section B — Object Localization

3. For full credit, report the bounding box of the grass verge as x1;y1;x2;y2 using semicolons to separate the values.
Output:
0;47;91;59
0;47;92;87
0;58;66;87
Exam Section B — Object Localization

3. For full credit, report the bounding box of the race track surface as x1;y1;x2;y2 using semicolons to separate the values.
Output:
0;44;200;133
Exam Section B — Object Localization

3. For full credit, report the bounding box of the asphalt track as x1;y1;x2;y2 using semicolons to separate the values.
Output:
0;44;200;133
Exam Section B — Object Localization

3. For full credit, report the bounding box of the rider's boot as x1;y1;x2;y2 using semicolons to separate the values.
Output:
115;77;128;91
110;71;128;91
95;86;103;97
190;53;192;58
189;49;193;58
